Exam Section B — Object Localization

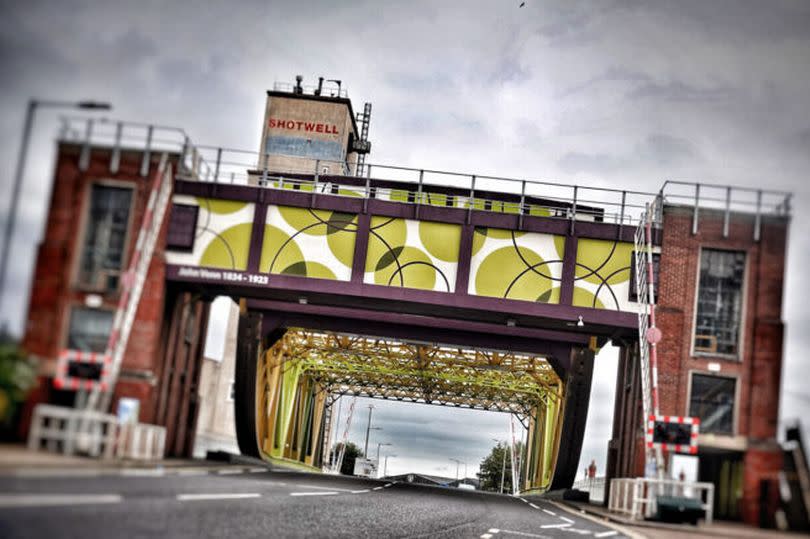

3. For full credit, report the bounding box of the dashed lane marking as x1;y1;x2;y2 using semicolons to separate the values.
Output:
176;469;208;477
120;468;166;477
383;483;393;488
217;469;244;475
372;486;384;491
0;494;122;507
289;491;338;496
594;532;618;538
480;534;493;538
249;468;268;473
351;489;370;494
560;516;575;524
542;509;556;516
540;523;572;529
176;493;261;501
529;503;540;509
293;484;354;492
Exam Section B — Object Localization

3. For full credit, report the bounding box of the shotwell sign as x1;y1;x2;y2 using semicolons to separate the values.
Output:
267;118;339;135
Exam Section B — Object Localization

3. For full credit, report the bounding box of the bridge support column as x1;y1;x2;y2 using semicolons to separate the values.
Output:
234;320;328;469
549;346;595;491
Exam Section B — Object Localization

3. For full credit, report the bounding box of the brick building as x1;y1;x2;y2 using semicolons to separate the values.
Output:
609;200;790;524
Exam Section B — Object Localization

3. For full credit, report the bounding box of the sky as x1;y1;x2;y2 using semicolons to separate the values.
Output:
1;0;809;479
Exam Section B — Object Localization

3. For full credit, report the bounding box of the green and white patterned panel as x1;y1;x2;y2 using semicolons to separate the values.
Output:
573;238;635;311
260;206;358;280
364;217;461;292
166;195;254;271
469;227;566;303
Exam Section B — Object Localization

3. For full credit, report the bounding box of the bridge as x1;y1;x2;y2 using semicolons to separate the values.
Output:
151;137;662;493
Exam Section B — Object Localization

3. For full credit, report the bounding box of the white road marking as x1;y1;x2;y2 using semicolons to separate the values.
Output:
120;468;165;477
519;497;528;503
480;534;493;539
217;469;244;475
289;491;338;496
11;469;102;478
176;469;207;476
383;483;393;488
495;529;550;538
489;529;500;533
559;516;575;524
528;503;540;509
293;484;354;492
540;523;572;529
594;532;618;538
542;509;556;516
372;486;384;491
176;493;260;501
0;494;122;507
351;489;370;494
249;468;268;473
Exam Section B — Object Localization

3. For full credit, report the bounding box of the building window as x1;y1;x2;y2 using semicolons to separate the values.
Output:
693;249;745;356
629;252;660;303
78;184;133;290
689;373;736;435
67;307;113;353
166;204;198;251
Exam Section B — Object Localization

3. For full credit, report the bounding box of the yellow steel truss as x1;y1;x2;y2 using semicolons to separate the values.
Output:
254;328;566;490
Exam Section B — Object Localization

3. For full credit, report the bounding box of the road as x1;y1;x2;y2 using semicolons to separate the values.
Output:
0;463;630;538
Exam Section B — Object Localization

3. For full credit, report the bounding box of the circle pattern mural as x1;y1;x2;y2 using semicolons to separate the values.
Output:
470;227;564;303
261;206;358;280
364;217;460;292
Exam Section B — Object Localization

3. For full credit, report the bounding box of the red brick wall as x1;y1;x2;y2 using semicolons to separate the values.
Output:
635;204;788;524
21;143;174;425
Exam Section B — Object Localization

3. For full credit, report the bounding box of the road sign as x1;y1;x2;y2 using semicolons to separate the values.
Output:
646;415;699;454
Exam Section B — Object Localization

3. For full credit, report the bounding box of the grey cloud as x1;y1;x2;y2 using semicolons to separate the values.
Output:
558;152;624;174
627;81;735;102
636;134;701;166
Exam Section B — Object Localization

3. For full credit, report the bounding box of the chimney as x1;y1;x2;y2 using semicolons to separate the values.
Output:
294;75;304;94
315;77;324;96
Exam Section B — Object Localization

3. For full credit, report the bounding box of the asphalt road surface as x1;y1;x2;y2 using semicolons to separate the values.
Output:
0;464;629;538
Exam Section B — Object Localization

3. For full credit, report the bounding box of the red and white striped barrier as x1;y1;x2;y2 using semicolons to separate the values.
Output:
646;414;700;454
53;349;111;391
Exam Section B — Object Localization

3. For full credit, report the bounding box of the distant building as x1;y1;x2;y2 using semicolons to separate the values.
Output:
384;473;479;490
193;301;240;457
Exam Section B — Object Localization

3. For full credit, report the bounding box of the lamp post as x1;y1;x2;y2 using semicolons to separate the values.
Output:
376;442;391;463
363;404;382;457
450;458;463;482
0;99;112;311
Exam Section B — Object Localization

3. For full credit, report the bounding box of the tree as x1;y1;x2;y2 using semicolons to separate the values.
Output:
330;442;364;476
0;338;37;439
477;441;525;493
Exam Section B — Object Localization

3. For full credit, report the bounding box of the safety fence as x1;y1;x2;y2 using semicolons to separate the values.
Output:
572;476;607;503
27;404;165;461
608;476;714;524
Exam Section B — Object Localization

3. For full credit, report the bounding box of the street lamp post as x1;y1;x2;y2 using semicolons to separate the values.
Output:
0;99;112;312
376;442;391;463
363;404;381;457
450;458;463;482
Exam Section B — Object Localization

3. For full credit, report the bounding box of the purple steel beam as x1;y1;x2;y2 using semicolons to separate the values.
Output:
165;265;637;334
254;303;577;376
173;180;642;244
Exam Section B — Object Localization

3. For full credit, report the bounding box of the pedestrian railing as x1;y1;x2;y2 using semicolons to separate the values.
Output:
572;476;606;503
608;477;714;524
27;404;166;461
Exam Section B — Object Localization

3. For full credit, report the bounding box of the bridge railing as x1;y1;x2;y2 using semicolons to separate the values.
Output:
55;116;791;233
